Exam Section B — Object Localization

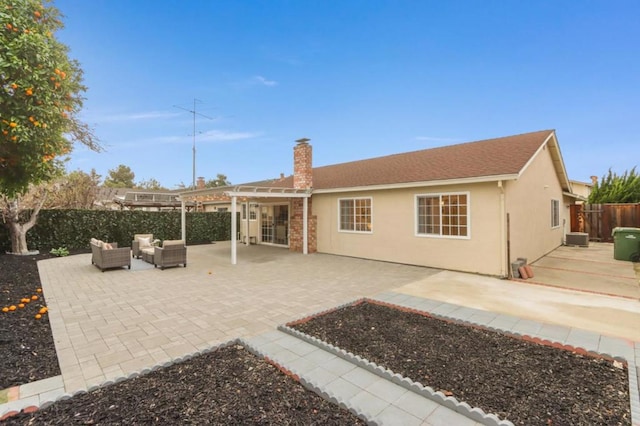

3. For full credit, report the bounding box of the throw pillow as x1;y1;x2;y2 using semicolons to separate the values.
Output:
138;237;151;248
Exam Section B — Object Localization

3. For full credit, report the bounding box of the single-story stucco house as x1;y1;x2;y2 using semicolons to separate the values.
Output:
180;129;581;277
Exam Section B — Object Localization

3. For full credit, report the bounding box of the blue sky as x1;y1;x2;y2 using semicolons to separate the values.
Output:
54;0;639;189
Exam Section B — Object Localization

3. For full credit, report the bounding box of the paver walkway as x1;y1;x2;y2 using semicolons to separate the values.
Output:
2;242;639;424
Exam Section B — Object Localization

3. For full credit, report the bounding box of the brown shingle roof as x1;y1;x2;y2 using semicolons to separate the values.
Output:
268;129;555;190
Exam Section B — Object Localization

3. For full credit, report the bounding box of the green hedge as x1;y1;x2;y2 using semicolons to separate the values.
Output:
0;210;237;252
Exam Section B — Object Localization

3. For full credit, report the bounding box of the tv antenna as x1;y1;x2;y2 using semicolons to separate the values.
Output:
173;99;216;189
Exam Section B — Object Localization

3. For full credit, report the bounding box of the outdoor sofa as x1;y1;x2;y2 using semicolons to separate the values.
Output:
154;239;187;270
90;238;131;272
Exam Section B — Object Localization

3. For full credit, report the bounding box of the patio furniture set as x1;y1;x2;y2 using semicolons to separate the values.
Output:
90;234;187;272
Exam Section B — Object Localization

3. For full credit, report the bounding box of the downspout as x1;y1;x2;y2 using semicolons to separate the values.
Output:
231;196;237;265
498;180;507;277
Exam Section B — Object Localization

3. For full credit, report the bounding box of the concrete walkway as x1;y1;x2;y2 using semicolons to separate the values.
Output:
2;242;639;424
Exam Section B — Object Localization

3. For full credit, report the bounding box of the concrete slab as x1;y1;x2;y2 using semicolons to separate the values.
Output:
395;269;640;341
527;243;640;299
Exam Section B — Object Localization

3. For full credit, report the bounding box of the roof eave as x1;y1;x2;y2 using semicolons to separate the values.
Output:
312;174;520;194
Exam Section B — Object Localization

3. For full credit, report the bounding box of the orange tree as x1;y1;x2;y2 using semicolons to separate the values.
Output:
1;0;101;253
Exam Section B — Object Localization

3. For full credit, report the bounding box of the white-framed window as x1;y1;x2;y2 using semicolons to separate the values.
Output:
551;199;560;228
241;203;258;220
416;192;470;238
338;197;372;233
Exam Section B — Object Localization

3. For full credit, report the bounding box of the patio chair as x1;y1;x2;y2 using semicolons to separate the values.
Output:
132;233;153;259
90;239;131;272
154;239;187;270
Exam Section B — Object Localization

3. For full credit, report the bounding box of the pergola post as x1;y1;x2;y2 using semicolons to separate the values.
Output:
181;199;186;242
245;200;250;246
231;195;237;265
303;196;308;255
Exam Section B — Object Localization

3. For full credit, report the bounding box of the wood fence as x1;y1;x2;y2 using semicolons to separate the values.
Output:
570;203;640;242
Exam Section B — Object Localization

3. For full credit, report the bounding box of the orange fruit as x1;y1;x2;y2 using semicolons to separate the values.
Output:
31;295;38;300
1;307;8;313
18;304;25;308
9;305;16;311
25;89;33;96
35;314;42;320
39;307;48;314
37;288;42;293
11;83;17;89
9;122;17;128
34;10;41;18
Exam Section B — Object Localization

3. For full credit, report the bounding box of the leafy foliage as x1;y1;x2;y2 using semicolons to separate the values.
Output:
205;174;231;188
588;167;640;203
103;164;135;188
0;209;234;252
45;169;101;208
0;0;100;198
49;246;68;256
137;178;166;190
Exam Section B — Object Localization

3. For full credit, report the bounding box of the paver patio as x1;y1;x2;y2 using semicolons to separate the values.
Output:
37;242;439;393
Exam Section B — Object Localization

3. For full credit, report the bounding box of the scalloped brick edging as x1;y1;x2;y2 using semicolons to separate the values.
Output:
280;297;637;426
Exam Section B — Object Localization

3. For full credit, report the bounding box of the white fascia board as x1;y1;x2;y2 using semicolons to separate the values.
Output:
225;191;311;198
311;174;519;194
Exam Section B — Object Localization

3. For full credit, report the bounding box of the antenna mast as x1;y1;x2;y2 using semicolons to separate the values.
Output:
173;99;215;189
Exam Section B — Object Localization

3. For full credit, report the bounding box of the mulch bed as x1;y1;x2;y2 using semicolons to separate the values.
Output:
289;300;632;425
0;252;61;390
3;344;365;425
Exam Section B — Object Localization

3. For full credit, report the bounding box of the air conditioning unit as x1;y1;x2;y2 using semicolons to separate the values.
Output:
566;232;589;247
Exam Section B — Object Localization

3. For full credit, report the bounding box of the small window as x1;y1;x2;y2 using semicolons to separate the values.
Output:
339;198;372;233
241;204;247;220
551;199;560;228
249;203;258;221
416;192;469;238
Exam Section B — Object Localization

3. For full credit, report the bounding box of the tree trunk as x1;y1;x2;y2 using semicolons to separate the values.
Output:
2;194;47;254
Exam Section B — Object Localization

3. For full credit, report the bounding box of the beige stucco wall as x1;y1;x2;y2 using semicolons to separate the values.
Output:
505;144;566;265
314;182;506;276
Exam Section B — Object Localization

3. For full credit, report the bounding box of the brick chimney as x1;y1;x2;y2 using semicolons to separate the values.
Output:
196;176;206;189
293;138;312;189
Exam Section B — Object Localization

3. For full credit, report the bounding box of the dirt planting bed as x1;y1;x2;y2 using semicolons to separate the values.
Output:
3;344;365;425
289;300;631;426
0;252;61;390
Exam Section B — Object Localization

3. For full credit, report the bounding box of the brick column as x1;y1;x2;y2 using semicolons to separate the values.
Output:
290;138;316;253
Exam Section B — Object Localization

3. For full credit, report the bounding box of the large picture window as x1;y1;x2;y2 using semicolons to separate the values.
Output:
416;192;469;238
551;199;560;228
339;198;372;232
